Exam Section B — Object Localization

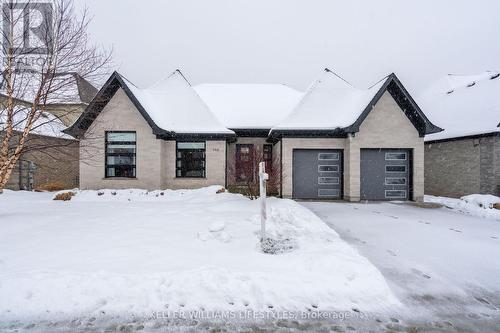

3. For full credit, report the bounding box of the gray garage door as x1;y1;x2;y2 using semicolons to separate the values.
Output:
293;149;343;199
360;149;411;200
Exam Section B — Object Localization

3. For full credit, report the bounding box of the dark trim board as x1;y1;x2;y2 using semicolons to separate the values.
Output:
344;74;443;137
230;129;270;137
425;131;499;144
268;129;348;142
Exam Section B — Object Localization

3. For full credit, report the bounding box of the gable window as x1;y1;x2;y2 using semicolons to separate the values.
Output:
176;142;206;178
236;144;254;182
105;131;136;178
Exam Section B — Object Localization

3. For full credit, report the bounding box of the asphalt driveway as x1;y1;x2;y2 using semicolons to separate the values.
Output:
302;201;500;332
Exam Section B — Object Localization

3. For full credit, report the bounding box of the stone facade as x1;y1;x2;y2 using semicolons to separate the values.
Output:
425;134;499;197
281;92;424;201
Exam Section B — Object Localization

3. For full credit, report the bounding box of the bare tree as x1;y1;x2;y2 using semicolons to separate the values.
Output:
227;145;282;199
0;0;111;192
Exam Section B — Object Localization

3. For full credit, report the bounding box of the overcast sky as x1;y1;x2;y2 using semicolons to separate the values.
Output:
74;0;500;94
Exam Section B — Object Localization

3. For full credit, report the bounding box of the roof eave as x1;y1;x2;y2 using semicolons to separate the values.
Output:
343;73;444;137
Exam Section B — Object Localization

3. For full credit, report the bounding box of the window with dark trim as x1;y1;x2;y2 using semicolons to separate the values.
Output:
176;142;206;178
105;131;136;178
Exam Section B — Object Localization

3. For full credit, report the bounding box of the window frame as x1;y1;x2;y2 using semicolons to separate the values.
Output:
318;177;340;185
105;131;137;179
318;189;340;197
175;141;206;178
385;190;407;199
318;152;339;161
385;152;407;161
318;165;339;173
384;177;407;185
385;165;407;173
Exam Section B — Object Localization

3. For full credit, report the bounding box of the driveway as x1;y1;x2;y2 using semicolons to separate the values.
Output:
303;201;500;332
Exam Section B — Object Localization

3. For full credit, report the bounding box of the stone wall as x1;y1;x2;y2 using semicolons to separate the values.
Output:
425;134;499;197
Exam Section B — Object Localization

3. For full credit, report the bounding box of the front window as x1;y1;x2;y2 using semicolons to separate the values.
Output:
105;132;136;178
176;142;206;178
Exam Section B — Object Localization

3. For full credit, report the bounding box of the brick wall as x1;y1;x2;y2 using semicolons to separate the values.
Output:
3;132;79;190
424;134;499;197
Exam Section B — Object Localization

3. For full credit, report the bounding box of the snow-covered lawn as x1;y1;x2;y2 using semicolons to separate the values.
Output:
303;200;500;332
0;187;397;329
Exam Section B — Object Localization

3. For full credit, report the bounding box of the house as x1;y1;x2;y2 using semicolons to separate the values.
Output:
65;68;442;201
419;71;500;197
1;73;97;190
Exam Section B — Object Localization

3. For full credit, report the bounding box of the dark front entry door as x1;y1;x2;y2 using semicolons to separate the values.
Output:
360;149;411;200
235;144;255;182
293;149;343;199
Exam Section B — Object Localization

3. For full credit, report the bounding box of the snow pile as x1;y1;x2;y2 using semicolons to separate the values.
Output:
425;194;500;220
0;187;399;322
419;71;500;141
272;68;387;131
121;71;234;134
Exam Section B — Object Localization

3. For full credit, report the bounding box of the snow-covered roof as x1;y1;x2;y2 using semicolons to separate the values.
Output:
68;68;441;139
120;71;233;134
0;71;97;105
419;71;500;141
0;106;73;139
272;69;388;131
193;84;302;129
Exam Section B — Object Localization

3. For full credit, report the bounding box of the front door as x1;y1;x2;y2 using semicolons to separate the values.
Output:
235;144;255;182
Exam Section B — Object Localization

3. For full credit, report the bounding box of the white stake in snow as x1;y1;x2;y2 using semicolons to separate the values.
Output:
259;161;269;241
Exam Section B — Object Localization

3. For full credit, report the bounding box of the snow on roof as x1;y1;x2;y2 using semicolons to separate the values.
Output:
272;69;387;131
121;71;233;134
0;106;72;139
419;71;500;141
0;71;97;105
193;84;303;129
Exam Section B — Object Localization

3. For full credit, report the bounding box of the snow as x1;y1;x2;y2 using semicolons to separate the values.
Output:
0;187;398;324
0;106;72;139
419;71;500;141
193;84;303;129
121;71;234;134
0;72;96;105
425;194;500;220
271;69;387;131
304;201;500;331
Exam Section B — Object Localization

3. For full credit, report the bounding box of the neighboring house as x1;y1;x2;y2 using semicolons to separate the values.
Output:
419;71;500;197
1;73;97;190
65;68;442;201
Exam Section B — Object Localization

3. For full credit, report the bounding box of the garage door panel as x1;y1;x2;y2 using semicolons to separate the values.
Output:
361;149;410;200
293;149;343;199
